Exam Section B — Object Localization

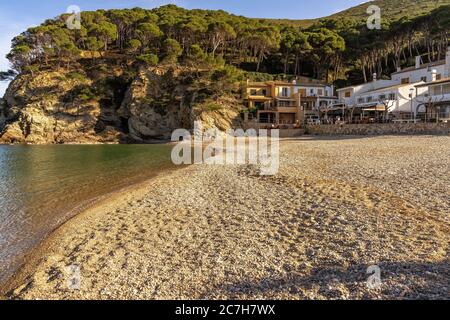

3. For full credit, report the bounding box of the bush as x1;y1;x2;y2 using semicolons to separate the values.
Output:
212;65;245;82
187;44;207;63
70;85;97;102
162;38;182;63
202;102;223;112
137;54;159;66
244;72;276;82
66;71;86;81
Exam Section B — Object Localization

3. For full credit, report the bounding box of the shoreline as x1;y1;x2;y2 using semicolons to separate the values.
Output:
1;136;449;299
0;165;189;298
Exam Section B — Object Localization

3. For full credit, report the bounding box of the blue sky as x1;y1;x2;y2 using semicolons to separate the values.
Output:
0;0;366;95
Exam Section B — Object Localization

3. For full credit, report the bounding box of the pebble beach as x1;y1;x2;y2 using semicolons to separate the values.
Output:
1;135;449;300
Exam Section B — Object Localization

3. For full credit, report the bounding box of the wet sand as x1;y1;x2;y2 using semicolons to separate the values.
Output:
1;136;449;299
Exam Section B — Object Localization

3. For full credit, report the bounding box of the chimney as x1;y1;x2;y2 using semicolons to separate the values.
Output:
292;79;297;85
431;69;437;82
397;67;401;72
415;56;421;69
373;73;377;82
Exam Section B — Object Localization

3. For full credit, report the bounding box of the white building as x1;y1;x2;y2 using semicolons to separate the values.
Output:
391;57;447;84
415;77;450;122
337;78;398;107
336;47;450;121
354;82;428;120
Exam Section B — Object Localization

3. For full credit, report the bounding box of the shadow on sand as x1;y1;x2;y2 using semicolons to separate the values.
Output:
205;261;449;300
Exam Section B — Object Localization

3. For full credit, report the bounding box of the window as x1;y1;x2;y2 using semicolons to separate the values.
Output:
442;84;450;95
281;87;289;97
310;89;315;95
388;93;396;100
436;74;442;81
278;101;291;107
344;91;351;98
254;102;264;110
261;89;267;96
401;78;410;84
366;96;373;103
250;89;257;96
420;76;427;82
379;94;386;100
432;86;441;96
318;89;323;96
358;98;365;104
298;88;307;97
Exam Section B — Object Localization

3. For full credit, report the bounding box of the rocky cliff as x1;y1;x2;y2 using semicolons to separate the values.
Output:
0;66;126;144
0;65;243;144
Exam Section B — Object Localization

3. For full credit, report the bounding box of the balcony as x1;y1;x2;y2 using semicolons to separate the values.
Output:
428;93;450;102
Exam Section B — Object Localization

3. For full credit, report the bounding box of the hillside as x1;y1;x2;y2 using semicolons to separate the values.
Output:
329;0;450;21
264;0;450;27
0;1;449;143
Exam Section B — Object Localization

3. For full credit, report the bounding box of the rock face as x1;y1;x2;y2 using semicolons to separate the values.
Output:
0;70;125;144
0;99;5;131
119;67;243;142
0;66;243;144
118;67;193;141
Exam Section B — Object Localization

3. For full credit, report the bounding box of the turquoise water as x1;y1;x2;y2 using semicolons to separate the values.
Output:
0;145;175;285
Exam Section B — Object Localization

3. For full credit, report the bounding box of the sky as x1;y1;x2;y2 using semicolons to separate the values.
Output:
0;0;366;95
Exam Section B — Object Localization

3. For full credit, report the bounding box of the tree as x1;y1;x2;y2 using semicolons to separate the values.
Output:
207;22;236;57
60;41;80;68
308;28;345;81
162;38;182;63
91;21;117;51
291;31;312;76
280;28;297;74
378;98;396;122
186;44;207;65
246;26;281;72
7;44;32;73
137;54;159;66
4;4;450;90
128;39;142;56
177;16;208;52
48;28;80;68
135;23;162;51
86;37;104;59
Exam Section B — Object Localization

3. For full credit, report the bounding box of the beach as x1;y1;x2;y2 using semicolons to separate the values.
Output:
1;135;449;300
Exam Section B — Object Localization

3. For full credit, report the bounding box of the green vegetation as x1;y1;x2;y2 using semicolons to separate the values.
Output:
66;71;87;81
202;103;223;112
3;2;450;87
266;0;449;27
137;53;159;66
328;0;449;22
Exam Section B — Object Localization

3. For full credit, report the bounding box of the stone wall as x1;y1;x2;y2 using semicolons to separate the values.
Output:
278;129;305;137
306;123;450;136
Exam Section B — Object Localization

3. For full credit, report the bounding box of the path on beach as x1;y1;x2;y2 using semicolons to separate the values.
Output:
3;136;449;299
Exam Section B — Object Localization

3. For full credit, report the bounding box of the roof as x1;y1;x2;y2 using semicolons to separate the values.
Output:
247;80;327;87
246;82;270;88
336;85;357;92
415;77;450;88
357;82;422;95
272;81;326;87
246;96;273;100
337;79;396;92
392;60;446;75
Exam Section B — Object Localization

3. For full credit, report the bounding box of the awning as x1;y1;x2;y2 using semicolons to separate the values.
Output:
361;104;386;111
